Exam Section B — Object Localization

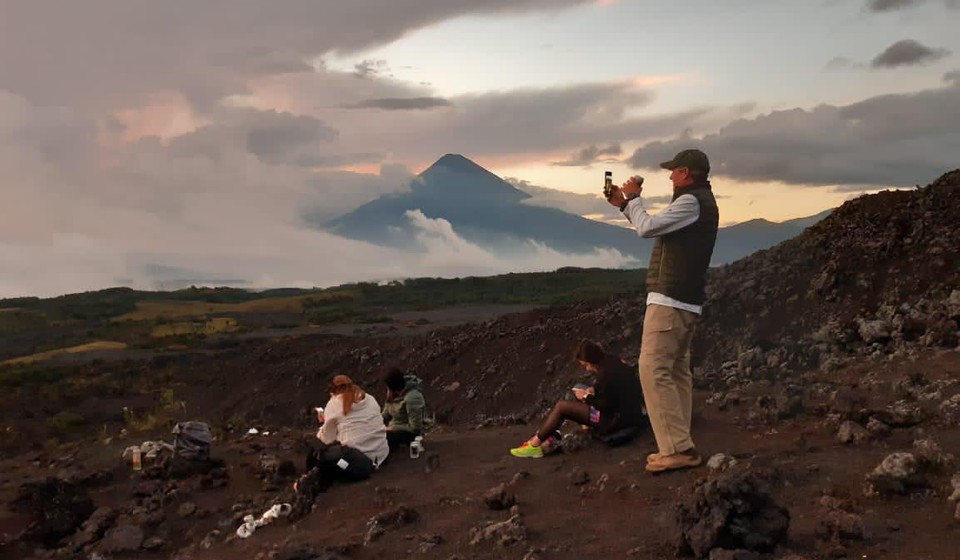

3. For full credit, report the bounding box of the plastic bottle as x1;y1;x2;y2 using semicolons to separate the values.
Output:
409;436;423;459
131;447;142;471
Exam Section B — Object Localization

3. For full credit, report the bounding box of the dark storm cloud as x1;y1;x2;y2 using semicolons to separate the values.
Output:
871;39;950;68
346;97;453;110
551;143;623;167
866;0;925;11
626;81;960;187
866;0;960;10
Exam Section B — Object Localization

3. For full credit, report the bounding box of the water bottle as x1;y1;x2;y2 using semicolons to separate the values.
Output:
409;436;423;459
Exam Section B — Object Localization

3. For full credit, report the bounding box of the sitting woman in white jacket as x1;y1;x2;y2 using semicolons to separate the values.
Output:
317;374;390;466
293;374;389;503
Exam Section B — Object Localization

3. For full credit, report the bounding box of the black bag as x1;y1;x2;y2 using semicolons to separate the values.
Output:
600;425;643;447
172;421;212;460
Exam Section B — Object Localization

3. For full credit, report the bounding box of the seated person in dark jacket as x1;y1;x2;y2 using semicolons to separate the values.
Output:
510;339;648;458
381;367;427;450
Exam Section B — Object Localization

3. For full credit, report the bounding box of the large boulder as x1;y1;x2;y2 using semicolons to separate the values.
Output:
874;401;926;427
836;421;871;445
675;469;790;559
865;452;929;495
940;394;960;426
470;514;527;547
98;524;143;554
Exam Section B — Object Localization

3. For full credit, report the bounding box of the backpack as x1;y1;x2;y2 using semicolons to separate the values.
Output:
600;424;644;448
172;421;212;460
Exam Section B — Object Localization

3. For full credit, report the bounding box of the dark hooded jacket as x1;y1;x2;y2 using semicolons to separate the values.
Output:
583;357;647;435
382;374;426;434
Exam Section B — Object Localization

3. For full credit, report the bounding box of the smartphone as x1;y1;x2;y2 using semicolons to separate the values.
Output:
603;171;613;199
572;383;591;391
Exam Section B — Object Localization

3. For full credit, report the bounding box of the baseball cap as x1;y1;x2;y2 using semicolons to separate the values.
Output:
659;149;710;173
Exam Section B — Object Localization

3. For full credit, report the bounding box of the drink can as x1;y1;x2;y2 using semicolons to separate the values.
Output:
131;447;142;471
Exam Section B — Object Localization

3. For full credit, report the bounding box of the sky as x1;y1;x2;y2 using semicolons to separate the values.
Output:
1;0;958;298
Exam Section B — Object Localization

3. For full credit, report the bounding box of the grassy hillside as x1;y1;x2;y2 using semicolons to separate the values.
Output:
0;267;646;366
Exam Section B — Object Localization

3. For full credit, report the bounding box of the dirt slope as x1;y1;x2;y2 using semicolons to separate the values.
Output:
1;171;959;560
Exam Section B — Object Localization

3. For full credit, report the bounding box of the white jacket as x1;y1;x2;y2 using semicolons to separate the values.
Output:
318;392;389;467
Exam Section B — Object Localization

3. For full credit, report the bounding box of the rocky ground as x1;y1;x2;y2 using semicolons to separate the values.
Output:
0;171;958;560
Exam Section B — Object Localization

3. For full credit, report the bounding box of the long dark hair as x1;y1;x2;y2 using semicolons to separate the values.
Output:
575;339;606;364
574;339;620;374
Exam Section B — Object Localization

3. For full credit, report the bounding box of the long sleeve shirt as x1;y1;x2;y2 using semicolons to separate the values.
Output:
622;194;704;314
318;393;390;467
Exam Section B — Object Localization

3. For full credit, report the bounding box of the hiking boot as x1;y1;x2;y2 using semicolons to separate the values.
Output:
645;449;702;473
509;442;544;459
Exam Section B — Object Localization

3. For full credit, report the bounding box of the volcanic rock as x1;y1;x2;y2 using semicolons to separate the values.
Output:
675;469;790;558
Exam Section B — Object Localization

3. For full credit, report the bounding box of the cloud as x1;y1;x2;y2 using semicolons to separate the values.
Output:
825;56;865;71
625;80;960;187
0;0;593;114
866;0;925;11
296;78;721;164
0;85;641;298
871;39;951;68
242;111;339;166
403;210;631;275
353;59;392;79
507;178;622;221
865;0;960;10
0;202;633;298
346;97;453;110
945;70;960;83
508;178;674;223
229;66;720;166
551;143;623;167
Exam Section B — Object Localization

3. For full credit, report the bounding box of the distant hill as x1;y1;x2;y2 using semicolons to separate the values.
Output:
712;210;833;264
323;154;830;264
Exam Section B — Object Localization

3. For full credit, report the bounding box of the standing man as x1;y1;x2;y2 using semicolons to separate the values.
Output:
605;149;718;473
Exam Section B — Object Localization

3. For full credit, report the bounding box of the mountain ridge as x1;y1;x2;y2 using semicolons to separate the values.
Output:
325;153;831;264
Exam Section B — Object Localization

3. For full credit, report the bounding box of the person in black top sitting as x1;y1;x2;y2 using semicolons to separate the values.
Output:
510;339;648;458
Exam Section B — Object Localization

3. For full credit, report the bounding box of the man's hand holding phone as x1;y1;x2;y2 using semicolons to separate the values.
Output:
315;406;325;424
603;171;644;209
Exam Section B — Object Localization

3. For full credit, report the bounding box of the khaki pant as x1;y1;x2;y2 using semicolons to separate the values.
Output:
638;304;698;455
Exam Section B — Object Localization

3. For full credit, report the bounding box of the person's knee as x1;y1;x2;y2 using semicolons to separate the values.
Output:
550;401;569;415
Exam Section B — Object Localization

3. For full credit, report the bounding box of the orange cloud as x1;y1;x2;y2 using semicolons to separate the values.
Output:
628;74;690;88
110;91;207;144
335;162;382;174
